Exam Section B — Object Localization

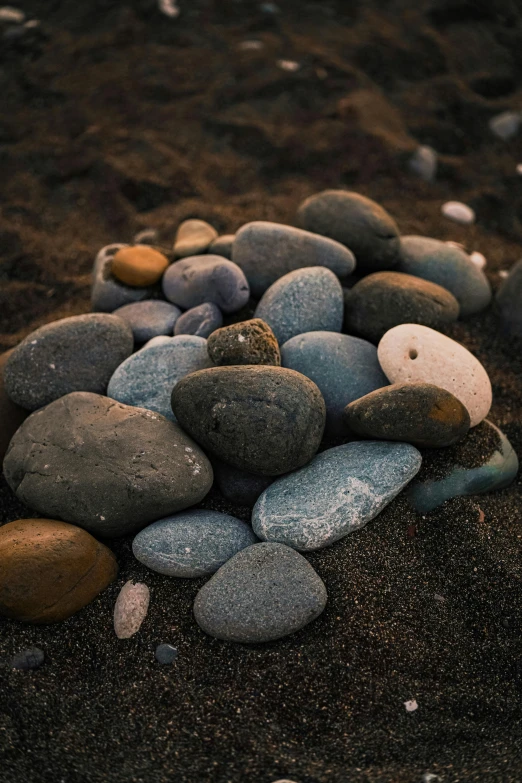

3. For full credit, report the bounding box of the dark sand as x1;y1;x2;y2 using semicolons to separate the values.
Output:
1;1;522;781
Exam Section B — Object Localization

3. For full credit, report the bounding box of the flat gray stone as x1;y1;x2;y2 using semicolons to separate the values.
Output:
252;441;422;550
209;234;235;259
174;302;223;338
163;255;250;313
10;647;45;670
4;314;134;411
193;542;327;643
3;392;213;537
113;300;182;343
133;509;258;577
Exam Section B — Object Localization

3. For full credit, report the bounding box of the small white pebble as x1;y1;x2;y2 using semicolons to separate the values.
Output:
489;110;521;140
434;594;446;602
277;59;300;72
409;145;437;182
237;334;246;343
423;775;442;783
441;201;475;225
99;515;105;521
404;699;418;712
516;163;522;175
114;581;150;639
469;251;486;270
158;0;179;18
238;40;264;51
184;547;192;553
0;6;25;23
30;340;37;345
185;446;193;452
49;364;56;370
499;270;509;279
24;19;39;29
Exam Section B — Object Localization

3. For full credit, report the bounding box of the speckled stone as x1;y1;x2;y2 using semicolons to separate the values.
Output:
174;302;223;338
281;331;388;433
345;271;459;343
344;383;470;447
207;319;281;366
209;234;235;259
496;259;522;340
163;255;250;313
296;190;400;271
10;647;45;670
155;643;179;664
254;267;344;344
113;581;150;639
252;442;422;551
133;510;258;577
173;219;218;258
378;324;492;428
91;244;155;313
398;236;491;317
4;313;134;411
0;518;118;623
408;420;518;513
193;542;328;643
171;366;325;476
113;300;182;343
232;221;356;297
111;245;169;287
3;393;214;537
107;335;212;420
213;460;274;506
0;349;28;462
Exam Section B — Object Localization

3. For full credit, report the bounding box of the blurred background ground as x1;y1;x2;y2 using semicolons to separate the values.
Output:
1;1;522;782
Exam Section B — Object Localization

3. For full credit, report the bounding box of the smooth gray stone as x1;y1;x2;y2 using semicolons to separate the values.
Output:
113;300;182;343
281;331;388;433
155;644;179;664
213;460;274;506
4;314;134;411
163;255;250;313
398;236;492;317
209;235;235;259
133;509;258;577
232;221;355;298
91;244;155;312
10;647;45;670
173;219;218;258
193;542;327;643
107;335;212;420
408;420;519;513
3;392;213;537
255;266;343;344
296;190;400;272
252;441;422;551
409;145;437;182
496;259;522;339
174;302;223;338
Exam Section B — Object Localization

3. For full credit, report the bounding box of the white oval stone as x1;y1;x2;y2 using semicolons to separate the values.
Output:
441;201;475;225
469;251;486;270
377;324;492;427
113;581;150;639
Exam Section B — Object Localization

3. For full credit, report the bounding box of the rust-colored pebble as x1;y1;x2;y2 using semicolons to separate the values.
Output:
111;245;169;287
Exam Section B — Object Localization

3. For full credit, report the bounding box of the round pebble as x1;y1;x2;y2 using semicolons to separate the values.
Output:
155;643;179;664
209;234;235;259
441;201;475;225
91;243;154;313
296;190;400;271
173;219;218;258
107;335;212;420
113;581;150;639
111;245;169;287
207;318;281;366
489;111;520;140
193;542;327;643
409;145;437;182
162;255;250;313
4;313;134;411
377;324;492;428
113;300;181;343
255;266;344;345
10;647;45;670
174;302;223;338
133;510;258;578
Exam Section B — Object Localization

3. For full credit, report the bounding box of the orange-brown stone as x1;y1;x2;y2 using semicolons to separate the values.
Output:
0;350;28;463
111;245;169;287
0;518;118;623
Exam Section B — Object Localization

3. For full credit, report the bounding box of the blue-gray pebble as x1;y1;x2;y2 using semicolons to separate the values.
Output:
408;421;518;514
281;331;388;433
254;266;343;345
233;221;356;298
133;509;258;577
174;302;223;338
91;244;155;312
496;259;522;340
155;643;179;664
107;335;212;420
209;235;235;259
114;300;182;343
398;236;492;317
252;441;422;551
162;255;250;313
10;647;45;670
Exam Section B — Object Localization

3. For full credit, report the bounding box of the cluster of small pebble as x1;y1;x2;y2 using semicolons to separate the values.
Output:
1;189;520;649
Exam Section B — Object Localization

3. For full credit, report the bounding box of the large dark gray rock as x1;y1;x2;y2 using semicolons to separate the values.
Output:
296;190;400;271
3;392;213;537
4;314;134;411
171;366;326;476
193;542;327;643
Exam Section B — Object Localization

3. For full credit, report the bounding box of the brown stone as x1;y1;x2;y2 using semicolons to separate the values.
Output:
111;245;169;287
207;318;281;366
0;350;28;463
0;518;118;623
